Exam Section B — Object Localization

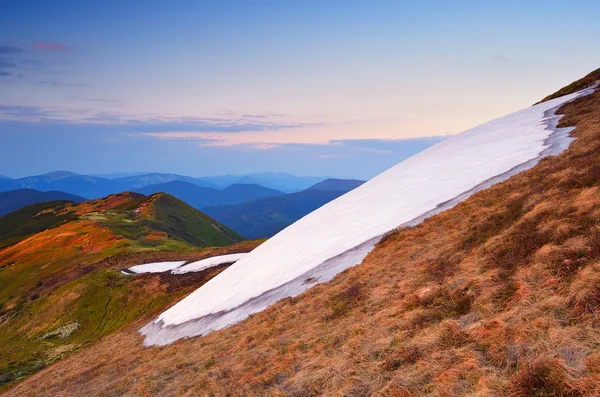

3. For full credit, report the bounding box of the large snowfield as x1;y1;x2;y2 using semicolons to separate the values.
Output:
141;87;595;346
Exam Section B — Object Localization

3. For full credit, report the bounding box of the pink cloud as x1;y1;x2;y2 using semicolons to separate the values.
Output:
31;42;71;51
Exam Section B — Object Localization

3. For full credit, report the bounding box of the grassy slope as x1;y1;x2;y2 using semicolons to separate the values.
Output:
0;201;78;249
6;70;600;396
0;192;249;388
536;67;600;104
0;189;86;217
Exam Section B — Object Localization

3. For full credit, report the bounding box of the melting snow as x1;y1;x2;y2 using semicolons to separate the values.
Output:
172;253;247;275
141;87;595;346
128;261;187;274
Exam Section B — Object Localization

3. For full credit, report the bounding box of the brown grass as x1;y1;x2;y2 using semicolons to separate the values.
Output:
5;76;600;396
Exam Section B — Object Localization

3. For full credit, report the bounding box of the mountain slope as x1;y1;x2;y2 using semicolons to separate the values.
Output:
144;85;593;346
0;189;85;217
135;181;284;209
204;189;353;238
0;200;79;249
7;71;600;396
0;191;246;388
308;178;365;191
0;192;242;307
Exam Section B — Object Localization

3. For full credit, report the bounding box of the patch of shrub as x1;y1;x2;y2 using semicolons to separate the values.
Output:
569;284;600;322
382;345;421;371
508;358;580;397
482;214;549;273
426;254;458;282
325;283;365;320
438;322;471;348
461;196;526;251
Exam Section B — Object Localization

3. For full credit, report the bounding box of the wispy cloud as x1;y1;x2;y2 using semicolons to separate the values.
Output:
0;103;314;136
20;59;44;67
0;45;24;55
31;42;71;51
40;80;91;87
0;55;19;76
0;58;17;68
0;44;45;77
0;105;57;119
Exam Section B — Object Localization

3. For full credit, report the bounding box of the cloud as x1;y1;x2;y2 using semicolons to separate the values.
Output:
0;58;17;68
31;42;71;51
40;80;91;87
0;105;55;119
0;47;44;77
247;143;279;150
138;131;450;153
0;56;18;76
0;45;24;55
0;103;314;136
20;59;44;67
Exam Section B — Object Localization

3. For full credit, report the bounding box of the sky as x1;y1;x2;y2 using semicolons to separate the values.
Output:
0;0;599;179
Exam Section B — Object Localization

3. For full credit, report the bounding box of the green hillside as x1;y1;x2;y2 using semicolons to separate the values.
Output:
0;191;248;388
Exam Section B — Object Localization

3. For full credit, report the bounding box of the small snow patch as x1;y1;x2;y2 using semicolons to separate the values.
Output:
128;261;187;274
172;253;247;275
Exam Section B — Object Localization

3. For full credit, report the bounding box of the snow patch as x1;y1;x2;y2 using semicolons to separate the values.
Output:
172;253;247;275
141;87;595;346
128;261;187;274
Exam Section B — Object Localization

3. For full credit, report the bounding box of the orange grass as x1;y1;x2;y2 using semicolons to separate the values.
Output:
5;75;600;396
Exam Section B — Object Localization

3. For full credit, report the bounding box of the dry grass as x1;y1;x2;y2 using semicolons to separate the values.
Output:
6;78;600;396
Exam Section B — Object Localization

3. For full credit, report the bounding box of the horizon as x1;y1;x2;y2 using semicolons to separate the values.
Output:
0;169;346;180
1;1;600;179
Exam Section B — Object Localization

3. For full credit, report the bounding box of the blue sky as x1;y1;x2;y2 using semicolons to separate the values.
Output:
0;0;599;179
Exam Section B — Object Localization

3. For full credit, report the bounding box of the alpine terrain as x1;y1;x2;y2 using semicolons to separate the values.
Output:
0;191;258;388
4;69;600;396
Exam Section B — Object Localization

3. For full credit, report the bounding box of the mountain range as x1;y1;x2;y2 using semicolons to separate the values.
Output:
204;178;365;238
134;181;285;208
0;171;331;200
0;175;364;240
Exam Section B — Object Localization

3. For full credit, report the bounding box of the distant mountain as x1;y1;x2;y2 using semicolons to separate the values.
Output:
0;171;115;199
204;180;363;238
308;178;365;191
112;173;217;189
0;175;12;181
219;183;286;204
135;181;284;208
0;171;316;199
197;172;328;193
0;189;86;217
0;171;219;199
89;172;150;179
